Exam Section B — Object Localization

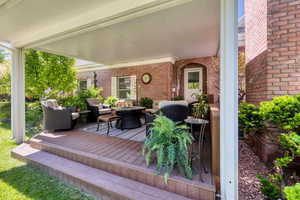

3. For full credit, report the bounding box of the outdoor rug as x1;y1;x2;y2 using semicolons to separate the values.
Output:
79;121;146;142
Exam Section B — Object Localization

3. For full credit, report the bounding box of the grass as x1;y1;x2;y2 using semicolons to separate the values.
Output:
0;122;95;200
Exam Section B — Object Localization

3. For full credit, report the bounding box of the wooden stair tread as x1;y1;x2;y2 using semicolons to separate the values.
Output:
12;143;192;200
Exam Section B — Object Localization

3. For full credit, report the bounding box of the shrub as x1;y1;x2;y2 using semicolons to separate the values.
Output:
257;175;281;199
139;97;153;109
143;115;193;183
104;96;119;107
192;102;209;119
284;183;300;200
171;96;184;101
259;95;300;130
191;93;208;104
238;102;264;132
59;88;103;110
25;102;43;137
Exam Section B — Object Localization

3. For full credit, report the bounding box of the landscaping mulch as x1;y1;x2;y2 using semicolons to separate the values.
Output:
239;140;270;200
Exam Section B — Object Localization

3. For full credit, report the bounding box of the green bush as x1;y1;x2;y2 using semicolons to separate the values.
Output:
143;115;193;183
257;175;281;200
279;132;300;157
139;97;153;109
171;96;184;101
25;102;43;137
260;95;300;130
0;102;11;121
192;102;209;119
104;96;119;107
59;88;104;110
191;93;208;104
238;102;264;132
284;183;300;200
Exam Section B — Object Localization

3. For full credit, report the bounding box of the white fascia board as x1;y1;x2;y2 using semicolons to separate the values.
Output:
76;57;176;73
14;0;192;48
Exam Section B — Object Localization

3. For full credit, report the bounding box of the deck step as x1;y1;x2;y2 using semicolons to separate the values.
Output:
29;134;215;200
12;143;192;200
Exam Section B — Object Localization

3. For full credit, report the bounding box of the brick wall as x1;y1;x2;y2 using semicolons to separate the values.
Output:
266;0;300;98
245;0;268;104
245;0;268;63
77;62;173;101
77;57;220;104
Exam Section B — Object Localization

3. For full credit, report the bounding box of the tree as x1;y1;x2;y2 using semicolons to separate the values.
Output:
0;61;11;96
25;49;77;99
0;49;6;63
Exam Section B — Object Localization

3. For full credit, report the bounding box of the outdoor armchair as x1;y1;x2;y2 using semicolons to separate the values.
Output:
41;99;79;131
145;104;189;136
86;98;112;122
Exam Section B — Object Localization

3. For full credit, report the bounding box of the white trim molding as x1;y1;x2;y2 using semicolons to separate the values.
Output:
76;57;176;73
220;0;238;199
11;48;25;144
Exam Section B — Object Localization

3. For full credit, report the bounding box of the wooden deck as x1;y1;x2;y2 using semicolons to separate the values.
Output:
13;124;216;200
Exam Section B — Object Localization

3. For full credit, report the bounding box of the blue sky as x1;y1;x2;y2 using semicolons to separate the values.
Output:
239;0;244;18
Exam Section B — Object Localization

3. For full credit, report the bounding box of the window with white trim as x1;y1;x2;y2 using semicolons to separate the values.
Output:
78;80;87;91
111;76;136;100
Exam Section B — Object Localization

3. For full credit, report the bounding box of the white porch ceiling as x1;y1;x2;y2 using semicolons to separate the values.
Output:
0;0;220;65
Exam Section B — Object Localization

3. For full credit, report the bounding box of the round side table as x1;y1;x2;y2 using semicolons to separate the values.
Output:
185;117;209;181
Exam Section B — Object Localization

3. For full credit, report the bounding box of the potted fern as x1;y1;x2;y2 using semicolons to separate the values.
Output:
143;115;193;183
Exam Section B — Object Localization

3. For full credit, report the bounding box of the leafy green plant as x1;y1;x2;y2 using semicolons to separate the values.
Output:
256;175;280;199
279;132;300;158
139;97;153;109
191;93;208;104
25;102;43;138
104;96;119;107
257;174;281;200
143;115;193;183
25;49;77;99
257;132;300;199
171;96;184;101
192;102;209;119
284;183;300;200
239;102;264;132
259;95;300;130
59;88;104;110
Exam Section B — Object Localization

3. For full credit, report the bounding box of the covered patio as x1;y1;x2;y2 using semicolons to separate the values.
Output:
1;0;238;199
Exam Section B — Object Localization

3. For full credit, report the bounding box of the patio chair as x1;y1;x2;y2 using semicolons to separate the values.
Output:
86;98;112;122
41;99;79;131
145;104;189;136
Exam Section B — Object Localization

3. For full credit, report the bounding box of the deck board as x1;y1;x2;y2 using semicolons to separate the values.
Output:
35;128;213;184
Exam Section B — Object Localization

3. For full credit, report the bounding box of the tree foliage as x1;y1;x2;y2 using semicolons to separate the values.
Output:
0;49;6;63
25;49;76;99
0;61;11;96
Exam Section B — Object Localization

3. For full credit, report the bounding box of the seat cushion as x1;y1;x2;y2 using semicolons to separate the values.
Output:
72;112;80;120
99;108;112;115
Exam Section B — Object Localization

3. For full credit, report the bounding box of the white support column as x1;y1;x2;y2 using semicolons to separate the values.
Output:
11;48;25;144
220;0;238;199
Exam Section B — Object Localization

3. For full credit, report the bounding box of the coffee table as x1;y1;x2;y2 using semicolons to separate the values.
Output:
113;106;146;129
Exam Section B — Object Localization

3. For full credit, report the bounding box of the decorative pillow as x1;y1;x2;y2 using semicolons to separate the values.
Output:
87;98;101;107
46;99;59;109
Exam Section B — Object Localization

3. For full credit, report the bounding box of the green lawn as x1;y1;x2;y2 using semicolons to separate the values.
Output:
0;123;95;200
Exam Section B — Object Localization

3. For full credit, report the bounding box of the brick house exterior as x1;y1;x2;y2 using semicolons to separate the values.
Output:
246;0;300;104
77;57;220;104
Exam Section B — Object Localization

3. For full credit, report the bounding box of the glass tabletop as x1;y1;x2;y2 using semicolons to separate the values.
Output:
184;117;209;124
